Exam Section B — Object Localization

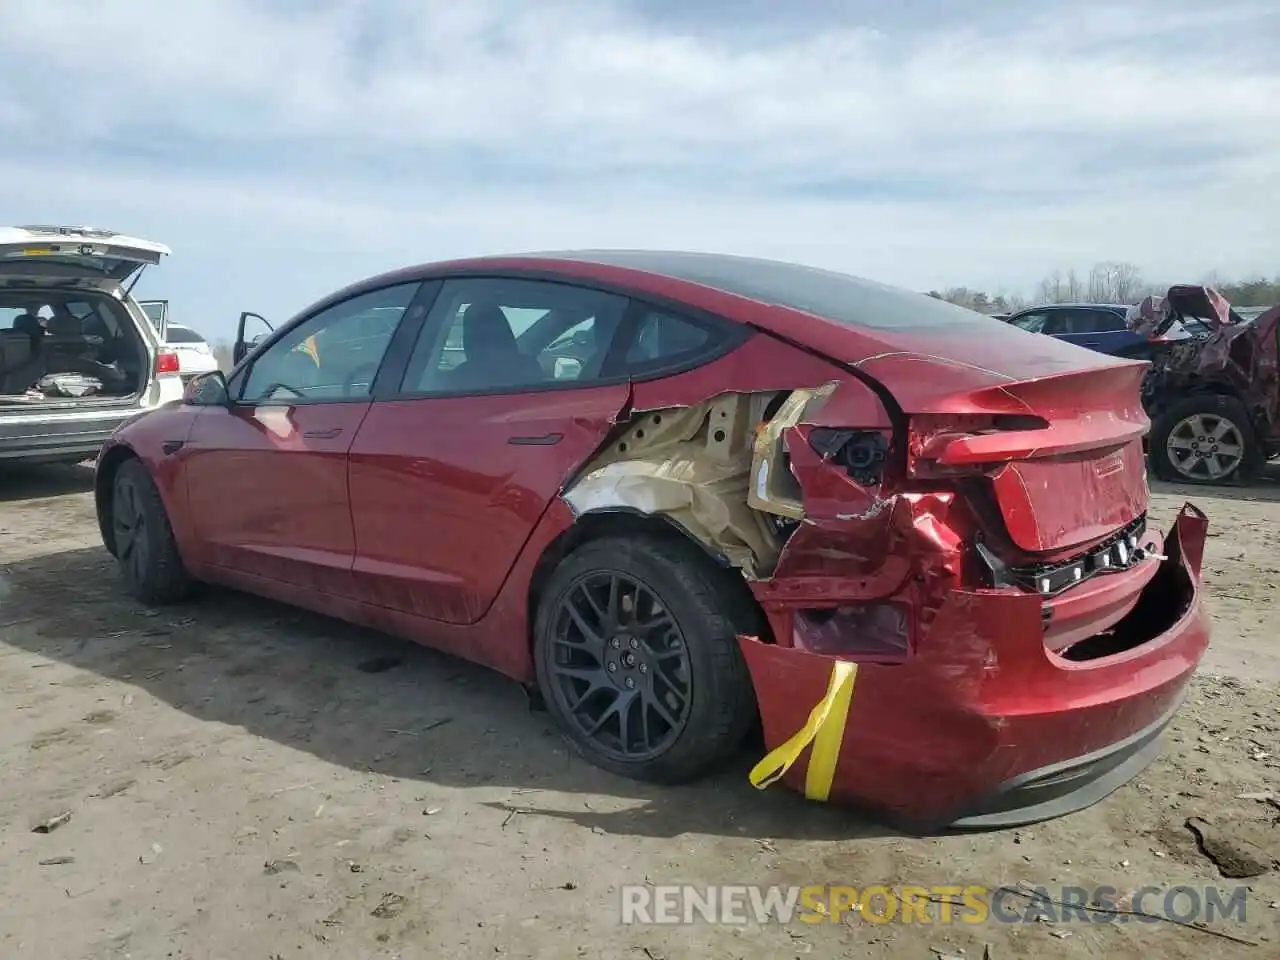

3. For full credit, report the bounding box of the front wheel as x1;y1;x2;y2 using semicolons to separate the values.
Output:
1149;394;1260;484
111;459;193;604
533;535;758;784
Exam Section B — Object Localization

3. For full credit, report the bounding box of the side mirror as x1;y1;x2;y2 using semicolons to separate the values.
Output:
234;311;273;365
184;370;230;406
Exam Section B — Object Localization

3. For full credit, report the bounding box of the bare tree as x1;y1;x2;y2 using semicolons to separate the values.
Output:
1036;270;1065;304
1110;262;1144;303
1087;263;1111;302
1084;261;1146;303
1064;268;1085;302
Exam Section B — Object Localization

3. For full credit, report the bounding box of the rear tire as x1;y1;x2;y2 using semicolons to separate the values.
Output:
111;459;193;604
1149;394;1260;484
533;535;758;784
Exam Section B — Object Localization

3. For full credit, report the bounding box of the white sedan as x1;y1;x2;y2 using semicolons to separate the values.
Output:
165;323;219;382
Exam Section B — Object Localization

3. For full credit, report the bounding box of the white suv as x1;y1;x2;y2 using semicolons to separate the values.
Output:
0;225;184;464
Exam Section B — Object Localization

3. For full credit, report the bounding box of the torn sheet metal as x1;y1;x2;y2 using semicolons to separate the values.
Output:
746;384;835;520
1135;287;1280;437
737;504;1212;830
562;391;787;576
1125;284;1239;338
562;377;904;585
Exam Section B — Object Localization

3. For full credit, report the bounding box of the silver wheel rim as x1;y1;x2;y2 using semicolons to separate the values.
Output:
1165;412;1245;480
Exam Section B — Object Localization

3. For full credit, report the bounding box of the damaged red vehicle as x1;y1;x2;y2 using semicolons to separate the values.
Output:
1128;285;1280;483
94;252;1210;830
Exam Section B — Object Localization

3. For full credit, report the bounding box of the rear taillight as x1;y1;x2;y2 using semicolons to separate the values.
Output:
154;349;180;375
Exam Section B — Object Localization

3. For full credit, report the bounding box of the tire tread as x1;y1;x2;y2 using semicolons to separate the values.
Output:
115;458;192;605
534;533;759;785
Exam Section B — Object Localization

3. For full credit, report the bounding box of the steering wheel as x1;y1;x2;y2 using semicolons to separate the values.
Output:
259;382;307;401
343;361;381;397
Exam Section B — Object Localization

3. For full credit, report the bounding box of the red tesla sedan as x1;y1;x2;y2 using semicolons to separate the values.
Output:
94;251;1210;831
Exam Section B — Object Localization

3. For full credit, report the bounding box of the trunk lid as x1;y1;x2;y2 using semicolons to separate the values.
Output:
743;292;1154;555
901;361;1151;553
0;226;169;285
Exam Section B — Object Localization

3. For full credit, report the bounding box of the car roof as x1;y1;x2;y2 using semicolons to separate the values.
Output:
279;248;1138;409
1016;303;1128;311
344;249;1001;335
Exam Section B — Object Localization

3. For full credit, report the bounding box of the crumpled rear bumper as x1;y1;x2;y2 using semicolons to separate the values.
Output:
737;504;1210;832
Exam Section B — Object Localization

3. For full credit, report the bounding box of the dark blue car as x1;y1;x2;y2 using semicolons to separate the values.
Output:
1003;303;1206;359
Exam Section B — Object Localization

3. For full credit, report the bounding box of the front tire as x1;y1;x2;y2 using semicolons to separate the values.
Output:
1149;394;1260;484
111;459;193;604
533;535;758;784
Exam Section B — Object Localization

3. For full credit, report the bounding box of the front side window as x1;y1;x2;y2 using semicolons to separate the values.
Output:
241;283;420;403
400;278;628;394
1010;312;1049;334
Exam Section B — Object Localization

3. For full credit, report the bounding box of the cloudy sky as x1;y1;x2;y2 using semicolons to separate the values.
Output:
1;0;1276;340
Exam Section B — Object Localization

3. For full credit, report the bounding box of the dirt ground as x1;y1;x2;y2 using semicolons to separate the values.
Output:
0;464;1277;959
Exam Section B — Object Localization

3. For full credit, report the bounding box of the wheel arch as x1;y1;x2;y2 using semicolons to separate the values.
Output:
525;508;770;660
1147;380;1242;418
95;443;143;556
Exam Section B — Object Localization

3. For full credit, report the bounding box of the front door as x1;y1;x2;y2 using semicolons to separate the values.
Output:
348;277;633;624
183;281;423;595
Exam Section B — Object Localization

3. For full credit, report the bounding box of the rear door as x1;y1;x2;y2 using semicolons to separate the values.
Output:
0;226;168;284
1090;308;1131;350
182;281;426;595
1043;308;1098;350
347;276;638;625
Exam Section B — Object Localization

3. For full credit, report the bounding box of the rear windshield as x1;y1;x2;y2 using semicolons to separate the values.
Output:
166;326;205;343
555;251;999;331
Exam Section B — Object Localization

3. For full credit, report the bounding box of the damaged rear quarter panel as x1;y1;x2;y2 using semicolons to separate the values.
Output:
559;329;955;661
559;333;897;583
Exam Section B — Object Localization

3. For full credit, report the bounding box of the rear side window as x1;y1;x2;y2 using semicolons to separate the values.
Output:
621;307;728;376
1094;310;1127;332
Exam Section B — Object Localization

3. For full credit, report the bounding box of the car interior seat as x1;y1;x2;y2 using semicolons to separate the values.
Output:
0;314;47;393
448;301;545;389
46;311;97;359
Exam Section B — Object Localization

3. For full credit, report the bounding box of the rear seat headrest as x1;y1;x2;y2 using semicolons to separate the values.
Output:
11;314;43;339
46;314;82;337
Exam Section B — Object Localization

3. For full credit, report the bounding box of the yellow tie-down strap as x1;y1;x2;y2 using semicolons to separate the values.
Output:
748;660;858;801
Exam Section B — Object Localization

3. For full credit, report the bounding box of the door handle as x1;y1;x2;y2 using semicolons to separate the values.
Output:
303;427;343;440
508;433;563;446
